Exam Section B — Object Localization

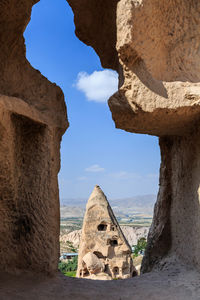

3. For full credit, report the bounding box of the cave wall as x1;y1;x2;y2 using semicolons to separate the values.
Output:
68;0;200;273
0;0;68;274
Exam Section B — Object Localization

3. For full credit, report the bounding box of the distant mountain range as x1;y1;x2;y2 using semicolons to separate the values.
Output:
60;194;156;218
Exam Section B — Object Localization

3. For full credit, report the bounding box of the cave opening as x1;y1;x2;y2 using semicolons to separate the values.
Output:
113;266;119;277
108;239;118;247
24;0;160;281
97;223;107;231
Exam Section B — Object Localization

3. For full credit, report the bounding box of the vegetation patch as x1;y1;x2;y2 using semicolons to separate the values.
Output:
132;238;147;258
58;256;78;277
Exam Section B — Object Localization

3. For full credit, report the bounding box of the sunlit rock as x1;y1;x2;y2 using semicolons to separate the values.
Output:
77;185;137;279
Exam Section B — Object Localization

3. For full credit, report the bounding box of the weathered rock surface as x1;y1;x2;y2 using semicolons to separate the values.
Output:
60;226;149;251
68;0;200;278
77;185;137;279
121;226;149;247
108;0;200;136
0;0;68;274
1;263;200;300
60;229;81;249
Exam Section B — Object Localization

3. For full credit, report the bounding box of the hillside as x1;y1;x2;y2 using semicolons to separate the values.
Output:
60;194;156;219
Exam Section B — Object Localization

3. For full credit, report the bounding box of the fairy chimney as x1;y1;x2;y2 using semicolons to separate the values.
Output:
77;185;137;280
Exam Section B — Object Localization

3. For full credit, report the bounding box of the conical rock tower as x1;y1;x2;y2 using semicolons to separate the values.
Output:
77;185;137;280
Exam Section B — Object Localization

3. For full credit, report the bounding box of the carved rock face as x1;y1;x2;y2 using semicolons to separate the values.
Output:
0;0;68;274
77;185;137;280
108;0;200;136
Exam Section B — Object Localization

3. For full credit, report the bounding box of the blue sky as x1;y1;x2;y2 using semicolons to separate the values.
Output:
24;0;160;200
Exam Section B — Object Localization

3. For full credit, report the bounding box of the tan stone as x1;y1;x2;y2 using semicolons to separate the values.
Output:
82;252;105;275
0;1;68;274
77;185;137;279
108;0;200;136
60;226;149;250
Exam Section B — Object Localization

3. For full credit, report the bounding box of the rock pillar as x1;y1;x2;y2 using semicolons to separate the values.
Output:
77;185;137;279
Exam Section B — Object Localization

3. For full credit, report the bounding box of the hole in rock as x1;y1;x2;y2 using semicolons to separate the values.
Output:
110;225;115;231
24;0;160;281
97;223;107;231
108;239;118;247
113;266;119;277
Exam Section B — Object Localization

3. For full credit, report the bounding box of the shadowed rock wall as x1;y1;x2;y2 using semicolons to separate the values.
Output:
0;0;68;274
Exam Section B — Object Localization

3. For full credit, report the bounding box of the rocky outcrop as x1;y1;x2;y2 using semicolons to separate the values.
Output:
60;230;81;249
121;226;149;247
77;186;137;279
60;226;149;251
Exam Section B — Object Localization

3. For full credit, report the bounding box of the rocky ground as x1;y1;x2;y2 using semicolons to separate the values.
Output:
1;260;200;300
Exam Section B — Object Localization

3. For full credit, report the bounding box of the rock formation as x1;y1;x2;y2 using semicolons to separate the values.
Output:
77;185;137;279
121;226;149;247
60;229;81;249
68;0;200;276
0;0;68;274
60;226;149;251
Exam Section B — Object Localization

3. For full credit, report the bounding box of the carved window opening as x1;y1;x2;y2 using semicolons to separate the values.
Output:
108;239;118;246
97;223;107;231
83;268;89;277
104;264;109;272
132;270;137;277
113;266;119;276
110;225;115;231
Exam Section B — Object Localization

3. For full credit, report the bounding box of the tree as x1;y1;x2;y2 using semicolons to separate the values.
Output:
132;238;147;257
58;256;78;274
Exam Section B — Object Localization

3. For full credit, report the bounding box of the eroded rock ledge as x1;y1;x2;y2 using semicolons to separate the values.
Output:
69;0;200;136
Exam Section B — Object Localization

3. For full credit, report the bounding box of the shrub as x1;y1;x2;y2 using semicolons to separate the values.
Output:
58;256;78;275
132;238;147;258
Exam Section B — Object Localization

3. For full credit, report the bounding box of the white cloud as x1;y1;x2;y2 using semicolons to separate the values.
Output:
109;171;142;180
75;70;118;102
85;164;105;173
